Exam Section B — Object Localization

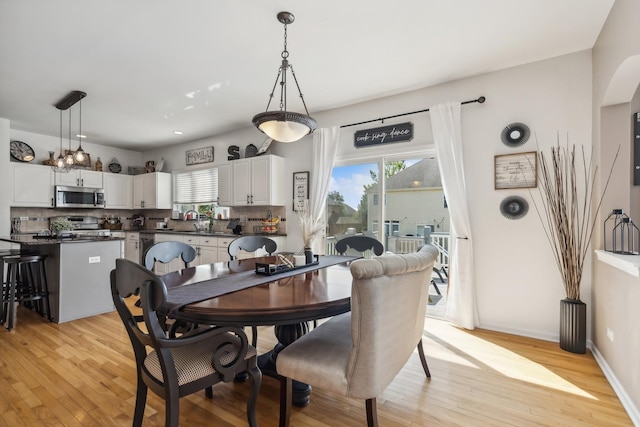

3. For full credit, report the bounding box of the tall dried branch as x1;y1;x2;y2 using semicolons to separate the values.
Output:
529;136;618;300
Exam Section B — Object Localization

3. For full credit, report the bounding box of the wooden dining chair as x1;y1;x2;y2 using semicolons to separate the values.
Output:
228;235;277;347
144;241;197;271
334;235;384;258
228;236;278;260
111;259;261;427
276;245;439;427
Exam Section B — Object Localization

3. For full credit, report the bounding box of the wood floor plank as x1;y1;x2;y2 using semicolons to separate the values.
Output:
0;305;633;427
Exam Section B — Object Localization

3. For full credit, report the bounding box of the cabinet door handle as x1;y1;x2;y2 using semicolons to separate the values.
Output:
51;198;54;207
246;195;250;204
251;195;254;204
81;178;84;186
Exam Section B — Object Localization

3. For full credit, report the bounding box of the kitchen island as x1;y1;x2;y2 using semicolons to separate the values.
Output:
0;235;124;323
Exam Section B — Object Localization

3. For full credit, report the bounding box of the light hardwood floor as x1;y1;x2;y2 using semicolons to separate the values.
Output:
0;303;632;426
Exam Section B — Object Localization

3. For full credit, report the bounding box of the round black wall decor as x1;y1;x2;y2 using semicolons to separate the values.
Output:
500;196;529;220
501;122;530;147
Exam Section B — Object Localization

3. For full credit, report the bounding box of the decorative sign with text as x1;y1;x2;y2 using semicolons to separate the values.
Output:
186;146;214;165
354;122;413;148
293;171;309;212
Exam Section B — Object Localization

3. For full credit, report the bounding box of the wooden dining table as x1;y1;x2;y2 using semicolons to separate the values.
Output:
159;255;357;406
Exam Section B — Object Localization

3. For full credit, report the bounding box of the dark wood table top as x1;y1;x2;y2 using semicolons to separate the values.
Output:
161;256;354;326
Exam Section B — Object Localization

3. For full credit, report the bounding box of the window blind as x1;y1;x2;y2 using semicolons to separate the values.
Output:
173;168;219;204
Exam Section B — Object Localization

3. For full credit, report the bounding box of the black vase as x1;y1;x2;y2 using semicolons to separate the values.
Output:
304;248;314;264
559;298;587;354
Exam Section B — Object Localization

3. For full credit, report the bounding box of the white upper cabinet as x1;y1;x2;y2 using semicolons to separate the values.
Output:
230;155;285;206
103;173;132;209
217;163;233;206
55;170;103;188
11;163;54;207
133;172;172;209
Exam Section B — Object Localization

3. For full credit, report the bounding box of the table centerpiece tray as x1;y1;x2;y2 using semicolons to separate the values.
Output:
255;259;319;276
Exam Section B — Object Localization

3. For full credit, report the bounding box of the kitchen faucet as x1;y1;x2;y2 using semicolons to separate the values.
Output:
184;210;201;231
184;210;199;221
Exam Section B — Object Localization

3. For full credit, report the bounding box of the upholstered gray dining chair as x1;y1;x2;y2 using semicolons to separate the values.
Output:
111;259;261;427
228;236;278;260
276;244;439;427
334;235;384;258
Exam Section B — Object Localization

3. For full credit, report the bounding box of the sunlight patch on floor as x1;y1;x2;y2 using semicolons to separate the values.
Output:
425;319;597;400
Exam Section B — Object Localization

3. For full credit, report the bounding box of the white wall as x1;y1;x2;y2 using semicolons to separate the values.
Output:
0;118;11;247
591;0;640;420
145;50;593;341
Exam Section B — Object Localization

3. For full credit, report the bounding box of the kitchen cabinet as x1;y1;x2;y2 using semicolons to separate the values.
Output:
133;172;171;209
125;232;140;264
231;155;285;206
11;163;54;207
55;169;103;188
217;163;233;206
103;173;132;209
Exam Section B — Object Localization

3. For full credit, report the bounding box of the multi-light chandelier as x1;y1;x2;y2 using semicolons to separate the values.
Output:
52;90;87;173
252;11;316;143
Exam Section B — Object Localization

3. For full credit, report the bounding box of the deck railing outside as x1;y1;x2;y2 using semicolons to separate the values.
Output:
326;232;450;267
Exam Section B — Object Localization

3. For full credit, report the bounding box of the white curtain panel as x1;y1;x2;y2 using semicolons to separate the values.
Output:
430;102;478;330
310;126;340;253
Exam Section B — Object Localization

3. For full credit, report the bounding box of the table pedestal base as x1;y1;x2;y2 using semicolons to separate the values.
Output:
254;321;312;407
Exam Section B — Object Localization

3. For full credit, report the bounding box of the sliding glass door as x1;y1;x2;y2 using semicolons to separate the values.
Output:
326;157;450;256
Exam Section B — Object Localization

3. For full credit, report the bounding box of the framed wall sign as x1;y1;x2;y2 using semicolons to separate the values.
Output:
494;151;537;189
354;122;413;148
293;171;309;212
186;146;214;165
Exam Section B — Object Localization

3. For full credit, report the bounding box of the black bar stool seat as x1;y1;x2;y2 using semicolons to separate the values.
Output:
1;254;51;331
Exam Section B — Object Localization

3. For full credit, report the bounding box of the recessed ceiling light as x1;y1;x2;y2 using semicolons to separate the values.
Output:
173;130;184;135
75;134;87;138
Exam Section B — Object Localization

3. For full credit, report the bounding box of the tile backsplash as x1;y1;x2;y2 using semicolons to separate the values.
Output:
10;205;287;235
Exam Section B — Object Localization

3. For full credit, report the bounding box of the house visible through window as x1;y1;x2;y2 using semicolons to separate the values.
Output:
327;157;450;254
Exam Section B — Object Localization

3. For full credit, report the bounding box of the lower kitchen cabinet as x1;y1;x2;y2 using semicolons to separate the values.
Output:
125;232;140;264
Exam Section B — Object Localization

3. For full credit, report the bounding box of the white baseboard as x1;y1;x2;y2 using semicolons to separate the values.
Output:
479;322;558;343
590;343;640;426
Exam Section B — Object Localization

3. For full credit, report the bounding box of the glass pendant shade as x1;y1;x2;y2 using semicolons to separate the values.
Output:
253;111;317;143
74;145;85;163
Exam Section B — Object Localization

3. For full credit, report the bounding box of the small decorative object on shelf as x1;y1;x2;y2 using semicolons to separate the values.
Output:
10;140;35;162
603;209;640;255
43;151;56;166
94;157;102;171
108;158;122;173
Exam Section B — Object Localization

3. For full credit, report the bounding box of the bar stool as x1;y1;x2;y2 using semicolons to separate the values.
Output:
1;254;51;331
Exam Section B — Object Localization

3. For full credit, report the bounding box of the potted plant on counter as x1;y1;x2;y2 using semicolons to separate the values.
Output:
50;217;75;237
531;138;618;353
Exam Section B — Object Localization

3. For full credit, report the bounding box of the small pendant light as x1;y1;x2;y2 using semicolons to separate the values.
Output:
73;97;86;165
52;109;70;173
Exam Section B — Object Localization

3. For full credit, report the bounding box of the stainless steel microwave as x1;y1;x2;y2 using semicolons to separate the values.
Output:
55;185;105;208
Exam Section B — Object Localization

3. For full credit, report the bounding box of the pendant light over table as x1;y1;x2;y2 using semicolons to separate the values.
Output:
252;11;316;143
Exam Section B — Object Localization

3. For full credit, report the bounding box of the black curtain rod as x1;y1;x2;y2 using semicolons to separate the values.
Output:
340;96;486;128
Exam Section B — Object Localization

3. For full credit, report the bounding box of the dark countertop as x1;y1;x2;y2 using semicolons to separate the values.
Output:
1;235;126;245
144;230;286;238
